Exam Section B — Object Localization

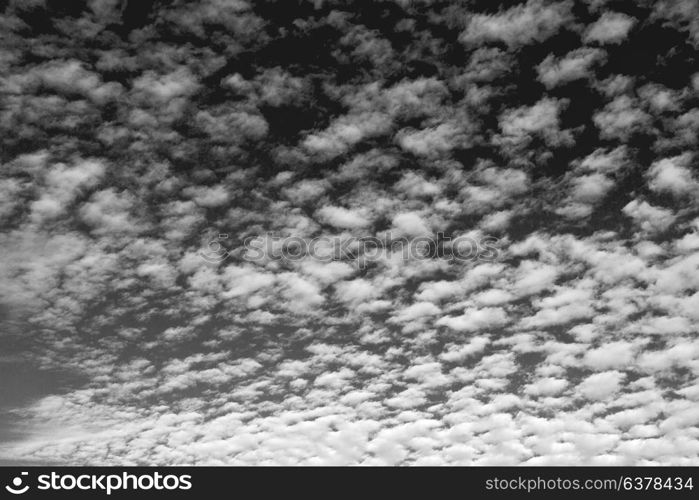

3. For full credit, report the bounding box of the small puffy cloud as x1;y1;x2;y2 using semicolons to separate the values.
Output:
436;307;509;332
576;371;626;400
461;47;514;82
79;188;143;234
300;261;355;285
390;301;441;323
195;108;269;143
440;336;490;363
277;272;325;311
650;253;699;294
132;67;200;103
583;341;636;370
183;184;230;208
637;83;681;113
569;172;615;202
570;174;614;204
282;179;331;205
594;74;635;97
334;278;379;306
415;279;466;303
501;98;560;135
537;48;606;88
303;112;392;158
478;167;531;196
460;0;573;48
393;172;441;198
623;200;676;233
473;288;514;306
135;261;178;290
637;341;699;372
6;60;123;103
577;147;628;174
647;154;698;198
0;178;24;221
524;377;568;396
391;211;431;237
397;123;465;157
584;12;636;44
30;158;106;223
555;173;616;219
253;67;310;107
511;261;560;297
479;210;515;232
593;96;652;140
498;98;570;147
316;205;371;229
519;286;595;328
345;77;449;120
220;266;275;299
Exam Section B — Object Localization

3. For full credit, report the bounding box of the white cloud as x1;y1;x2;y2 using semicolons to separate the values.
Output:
183;184;231;207
316;205;371;229
436;307;509;332
397;123;465;157
537;48;606;88
583;341;637;370
524;377;568;396
460;0;573;48
584;12;636;44
576;371;625;400
593;96;652;140
79;188;144;234
391;211;431;237
30;159;105;223
623;200;676;233
647;154;698;198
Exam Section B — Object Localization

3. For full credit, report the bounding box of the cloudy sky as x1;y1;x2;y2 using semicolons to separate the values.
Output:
1;0;698;465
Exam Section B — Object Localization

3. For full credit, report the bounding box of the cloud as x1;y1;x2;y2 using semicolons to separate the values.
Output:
524;377;568;397
647;154;698;198
497;98;571;148
555;172;616;219
584;12;636;44
391;211;432;237
79;188;145;235
593;96;652;140
390;301;441;323
436;307;509;332
537;48;606;88
623;199;676;233
460;0;574;48
316;205;371;229
303;112;392;159
576;371;626;400
583;341;637;370
397;123;466;157
183;184;231;208
30;158;106;223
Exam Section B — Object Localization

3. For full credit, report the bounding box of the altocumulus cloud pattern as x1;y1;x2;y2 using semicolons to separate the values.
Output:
1;0;698;465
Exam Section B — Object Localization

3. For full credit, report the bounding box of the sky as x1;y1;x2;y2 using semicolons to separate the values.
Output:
0;0;698;465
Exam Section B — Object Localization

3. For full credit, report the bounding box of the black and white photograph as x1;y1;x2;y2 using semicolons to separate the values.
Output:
1;0;698;478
